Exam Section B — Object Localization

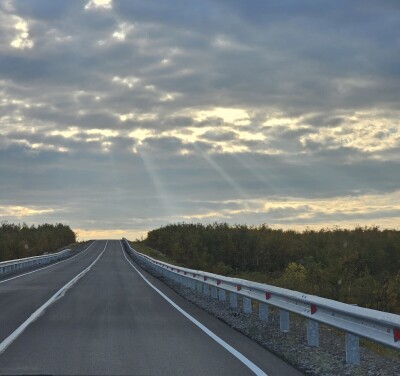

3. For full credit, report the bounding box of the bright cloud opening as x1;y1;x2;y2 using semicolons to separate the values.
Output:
85;0;112;10
112;23;134;41
112;76;140;89
10;17;33;50
194;107;250;126
0;205;55;218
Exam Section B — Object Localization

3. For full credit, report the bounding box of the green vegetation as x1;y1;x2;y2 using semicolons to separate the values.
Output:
0;222;76;262
141;223;400;314
130;241;171;263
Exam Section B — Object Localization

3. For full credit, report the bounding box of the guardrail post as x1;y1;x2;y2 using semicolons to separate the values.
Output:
211;286;218;299
184;277;190;288
203;284;210;296
196;281;202;294
345;333;360;365
259;302;268;321
307;319;319;347
230;292;238;308
185;277;191;288
218;288;226;301
243;297;252;314
280;310;290;332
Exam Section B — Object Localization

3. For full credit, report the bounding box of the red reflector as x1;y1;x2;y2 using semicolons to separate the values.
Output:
311;304;317;314
394;328;400;342
217;280;221;285
237;285;242;291
265;292;271;300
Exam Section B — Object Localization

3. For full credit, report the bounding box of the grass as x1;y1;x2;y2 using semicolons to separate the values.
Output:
129;241;172;263
361;338;400;360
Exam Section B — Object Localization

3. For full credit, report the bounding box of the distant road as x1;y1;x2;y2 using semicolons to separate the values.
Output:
0;240;302;375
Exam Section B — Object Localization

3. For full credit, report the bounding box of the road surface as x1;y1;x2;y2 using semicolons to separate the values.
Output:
0;240;303;375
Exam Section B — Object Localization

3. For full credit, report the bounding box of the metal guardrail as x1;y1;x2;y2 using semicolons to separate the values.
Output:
122;238;400;365
0;248;73;277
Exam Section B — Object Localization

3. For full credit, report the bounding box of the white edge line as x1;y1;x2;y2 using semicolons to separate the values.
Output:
0;241;96;285
120;241;268;376
0;241;108;355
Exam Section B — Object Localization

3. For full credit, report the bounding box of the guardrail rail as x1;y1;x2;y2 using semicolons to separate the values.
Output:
122;238;400;365
0;247;73;277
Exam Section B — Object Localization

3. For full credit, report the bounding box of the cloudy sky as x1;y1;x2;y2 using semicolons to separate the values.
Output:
1;0;400;240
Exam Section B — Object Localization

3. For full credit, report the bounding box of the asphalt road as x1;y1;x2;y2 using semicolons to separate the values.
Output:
0;240;303;376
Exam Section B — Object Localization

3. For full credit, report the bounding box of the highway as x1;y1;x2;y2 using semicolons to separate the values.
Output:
0;240;303;375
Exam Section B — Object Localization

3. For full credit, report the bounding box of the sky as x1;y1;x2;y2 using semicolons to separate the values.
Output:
1;0;400;241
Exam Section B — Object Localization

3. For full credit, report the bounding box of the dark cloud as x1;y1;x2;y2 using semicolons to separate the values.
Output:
201;130;237;142
305;114;347;128
11;0;83;21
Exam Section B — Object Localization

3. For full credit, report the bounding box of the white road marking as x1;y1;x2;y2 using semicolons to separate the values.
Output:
120;241;268;376
0;241;108;355
0;241;96;285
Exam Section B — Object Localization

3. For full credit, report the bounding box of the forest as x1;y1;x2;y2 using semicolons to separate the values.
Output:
0;222;76;262
141;223;400;314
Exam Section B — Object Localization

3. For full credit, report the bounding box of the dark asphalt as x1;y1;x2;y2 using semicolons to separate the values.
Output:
0;240;303;376
0;240;104;344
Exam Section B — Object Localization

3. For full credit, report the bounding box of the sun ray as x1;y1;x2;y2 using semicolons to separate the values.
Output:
191;143;250;203
137;149;175;219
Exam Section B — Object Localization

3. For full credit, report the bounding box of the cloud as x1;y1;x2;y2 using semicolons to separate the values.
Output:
85;0;113;11
0;1;400;238
0;205;55;218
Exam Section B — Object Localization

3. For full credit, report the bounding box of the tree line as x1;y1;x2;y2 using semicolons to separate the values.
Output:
0;222;76;262
144;223;400;314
